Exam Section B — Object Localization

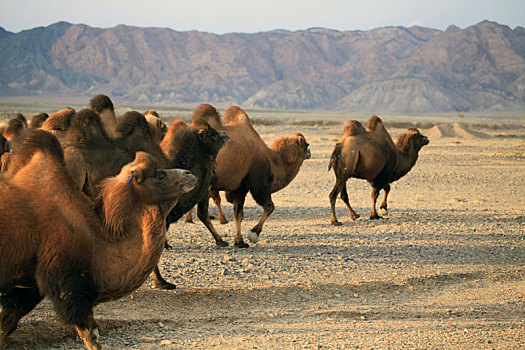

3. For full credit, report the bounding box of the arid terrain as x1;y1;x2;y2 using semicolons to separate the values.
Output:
1;105;524;349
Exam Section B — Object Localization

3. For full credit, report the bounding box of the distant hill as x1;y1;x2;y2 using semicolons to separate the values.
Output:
1;21;524;113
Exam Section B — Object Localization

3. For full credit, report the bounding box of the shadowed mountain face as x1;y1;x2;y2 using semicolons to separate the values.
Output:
1;21;524;113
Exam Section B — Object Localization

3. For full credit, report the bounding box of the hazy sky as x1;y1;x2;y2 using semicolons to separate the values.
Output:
1;0;523;34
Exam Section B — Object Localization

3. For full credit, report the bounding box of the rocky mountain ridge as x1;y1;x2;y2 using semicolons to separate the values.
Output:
0;21;524;113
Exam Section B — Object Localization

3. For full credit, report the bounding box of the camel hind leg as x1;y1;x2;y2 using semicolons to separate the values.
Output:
378;184;390;216
329;177;344;225
369;187;382;220
229;188;250;248
0;281;43;349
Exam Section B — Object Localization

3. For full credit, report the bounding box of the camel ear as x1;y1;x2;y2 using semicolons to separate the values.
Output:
127;168;145;184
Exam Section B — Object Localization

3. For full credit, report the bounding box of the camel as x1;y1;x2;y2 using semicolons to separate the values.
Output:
144;110;168;144
0;129;196;350
199;106;311;248
328;116;429;225
151;105;230;289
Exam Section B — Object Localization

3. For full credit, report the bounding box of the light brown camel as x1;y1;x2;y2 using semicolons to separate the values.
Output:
0;129;196;350
328;116;429;225
200;106;311;248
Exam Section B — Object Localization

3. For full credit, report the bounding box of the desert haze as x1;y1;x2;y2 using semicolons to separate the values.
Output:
0;103;523;349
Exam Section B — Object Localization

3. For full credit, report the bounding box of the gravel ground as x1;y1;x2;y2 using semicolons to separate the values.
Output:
4;118;525;349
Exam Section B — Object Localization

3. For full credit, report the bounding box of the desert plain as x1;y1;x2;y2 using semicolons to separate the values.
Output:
0;102;524;349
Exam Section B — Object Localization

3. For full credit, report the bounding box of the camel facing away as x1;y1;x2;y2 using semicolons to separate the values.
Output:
200;106;311;248
328;116;429;225
0;129;196;350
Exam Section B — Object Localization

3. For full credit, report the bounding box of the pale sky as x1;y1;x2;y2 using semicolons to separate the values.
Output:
0;0;523;34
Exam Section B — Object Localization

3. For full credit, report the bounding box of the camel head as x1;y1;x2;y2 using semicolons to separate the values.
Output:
0;134;11;155
145;110;168;144
272;133;311;163
193;120;230;155
117;151;197;205
397;128;429;152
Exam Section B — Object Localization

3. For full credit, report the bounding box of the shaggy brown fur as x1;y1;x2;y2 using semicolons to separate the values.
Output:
40;107;76;144
89;94;118;137
145;110;168;144
328;116;429;225
151;106;229;289
0;129;196;350
29;113;49;129
200;105;311;248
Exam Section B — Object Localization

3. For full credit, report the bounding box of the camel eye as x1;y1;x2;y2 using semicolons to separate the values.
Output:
156;171;166;180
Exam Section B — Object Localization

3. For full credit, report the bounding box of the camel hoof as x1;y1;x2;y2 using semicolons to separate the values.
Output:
370;215;382;220
331;220;343;226
154;281;177;290
351;214;360;220
216;240;229;248
164;241;173;250
234;241;250;248
378;208;388;216
220;218;229;224
184;218;194;224
247;231;259;243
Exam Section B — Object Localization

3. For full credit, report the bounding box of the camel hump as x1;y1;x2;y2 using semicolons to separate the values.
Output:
5;129;64;175
343;120;366;137
366;115;385;132
223;106;252;126
90;94;114;113
115;111;150;137
192;104;223;129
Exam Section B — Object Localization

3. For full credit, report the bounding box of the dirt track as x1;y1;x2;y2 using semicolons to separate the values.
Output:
4;117;525;349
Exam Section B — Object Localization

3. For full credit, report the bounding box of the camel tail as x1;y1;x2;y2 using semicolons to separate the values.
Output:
328;143;342;171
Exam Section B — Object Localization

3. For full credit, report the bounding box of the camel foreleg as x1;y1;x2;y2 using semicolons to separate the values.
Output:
370;187;382;220
197;197;228;247
341;181;360;220
249;200;275;243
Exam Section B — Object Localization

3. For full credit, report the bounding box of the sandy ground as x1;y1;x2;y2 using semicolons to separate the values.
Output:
3;115;525;349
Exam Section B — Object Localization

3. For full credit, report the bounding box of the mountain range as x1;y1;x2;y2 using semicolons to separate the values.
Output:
1;20;524;113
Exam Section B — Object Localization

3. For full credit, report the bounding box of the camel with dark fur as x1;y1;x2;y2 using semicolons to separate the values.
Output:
40;107;76;144
0;129;196;350
200;106;311;248
329;116;429;225
151;105;229;289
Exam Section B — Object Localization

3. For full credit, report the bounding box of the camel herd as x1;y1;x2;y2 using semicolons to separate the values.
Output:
0;95;428;350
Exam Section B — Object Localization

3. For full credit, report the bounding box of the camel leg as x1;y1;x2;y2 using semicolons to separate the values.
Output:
231;189;249;248
370;187;382;220
249;200;274;243
341;181;360;220
184;209;194;223
210;189;229;224
379;184;390;216
74;313;101;350
152;265;176;290
329;178;344;225
0;283;43;349
197;196;229;247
